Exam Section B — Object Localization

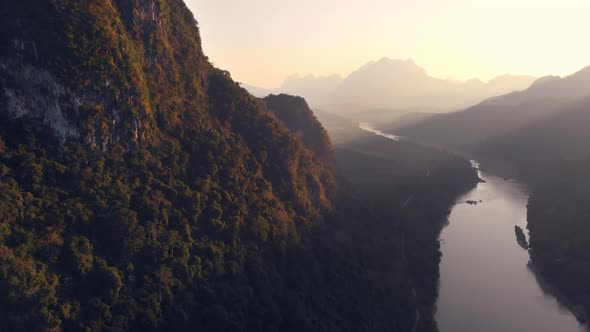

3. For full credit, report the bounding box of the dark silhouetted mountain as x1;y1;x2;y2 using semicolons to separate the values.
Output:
263;94;333;160
312;109;365;144
0;1;372;331
491;99;590;324
334;133;479;332
0;1;482;332
390;63;590;325
393;65;590;154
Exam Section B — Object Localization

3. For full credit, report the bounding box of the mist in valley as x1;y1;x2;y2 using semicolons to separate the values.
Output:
2;1;590;331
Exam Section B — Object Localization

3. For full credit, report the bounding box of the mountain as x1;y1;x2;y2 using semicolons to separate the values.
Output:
330;58;536;119
390;64;590;324
244;58;536;124
0;1;483;331
0;1;347;330
278;74;343;107
263;94;333;160
311;109;364;144
393;65;590;154
334;132;480;332
242;75;343;106
240;83;276;98
482;76;590;325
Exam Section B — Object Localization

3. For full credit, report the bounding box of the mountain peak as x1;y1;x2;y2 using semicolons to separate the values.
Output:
530;75;562;88
568;64;590;80
357;57;427;78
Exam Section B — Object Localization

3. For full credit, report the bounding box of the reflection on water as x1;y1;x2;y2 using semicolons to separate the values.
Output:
359;123;402;140
436;167;586;332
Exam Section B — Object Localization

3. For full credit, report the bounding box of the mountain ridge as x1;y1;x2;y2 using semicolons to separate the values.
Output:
391;63;590;153
244;57;536;123
0;1;344;330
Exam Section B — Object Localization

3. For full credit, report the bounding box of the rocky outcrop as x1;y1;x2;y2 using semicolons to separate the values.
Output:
0;57;78;142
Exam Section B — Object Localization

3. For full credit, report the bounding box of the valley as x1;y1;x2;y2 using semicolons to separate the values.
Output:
355;124;587;332
2;1;589;331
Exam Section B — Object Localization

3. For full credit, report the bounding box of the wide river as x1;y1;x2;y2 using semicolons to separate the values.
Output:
359;125;587;332
436;167;586;332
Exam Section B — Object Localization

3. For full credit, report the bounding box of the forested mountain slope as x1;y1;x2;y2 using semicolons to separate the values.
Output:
0;1;483;331
483;99;590;324
263;94;333;161
335;134;480;332
0;1;367;330
389;63;590;325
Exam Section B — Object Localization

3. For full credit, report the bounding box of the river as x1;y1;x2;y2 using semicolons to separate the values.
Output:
436;166;585;332
358;124;587;332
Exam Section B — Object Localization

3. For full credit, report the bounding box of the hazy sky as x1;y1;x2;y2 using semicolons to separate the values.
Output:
187;0;590;88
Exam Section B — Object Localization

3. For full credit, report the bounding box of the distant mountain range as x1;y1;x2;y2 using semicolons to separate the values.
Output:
386;64;590;325
243;74;343;107
244;57;536;123
391;64;590;161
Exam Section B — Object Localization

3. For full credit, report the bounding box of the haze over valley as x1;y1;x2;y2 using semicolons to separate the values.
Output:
2;1;590;332
244;58;537;124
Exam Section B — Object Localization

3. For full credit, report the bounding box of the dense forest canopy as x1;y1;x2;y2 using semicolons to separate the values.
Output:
0;1;481;331
0;0;339;330
263;94;333;161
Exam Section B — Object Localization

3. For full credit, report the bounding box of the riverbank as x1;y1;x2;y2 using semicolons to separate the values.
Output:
336;128;479;331
436;171;586;332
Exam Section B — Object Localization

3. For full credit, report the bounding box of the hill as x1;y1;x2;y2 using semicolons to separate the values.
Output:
0;1;366;330
333;58;535;117
0;1;481;331
390;64;590;324
334;133;479;332
263;94;333;160
393;65;590;154
243;58;535;124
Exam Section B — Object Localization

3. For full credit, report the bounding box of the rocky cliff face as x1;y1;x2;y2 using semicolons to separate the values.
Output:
0;2;472;331
0;57;79;142
0;1;344;330
0;0;213;149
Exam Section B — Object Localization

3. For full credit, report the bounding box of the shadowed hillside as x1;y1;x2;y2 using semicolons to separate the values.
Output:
0;1;482;331
263;94;333;161
393;65;590;155
335;134;479;332
389;64;590;325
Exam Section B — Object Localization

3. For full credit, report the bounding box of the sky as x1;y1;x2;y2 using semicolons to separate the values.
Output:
187;0;590;88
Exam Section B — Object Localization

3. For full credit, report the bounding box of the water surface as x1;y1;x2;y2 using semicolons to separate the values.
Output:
359;123;402;140
436;168;586;332
359;124;586;331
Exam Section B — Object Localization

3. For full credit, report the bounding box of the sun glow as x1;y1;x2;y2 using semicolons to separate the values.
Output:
189;0;590;88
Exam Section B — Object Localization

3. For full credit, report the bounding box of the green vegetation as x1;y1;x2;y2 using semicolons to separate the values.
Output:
263;94;333;161
0;1;480;331
0;1;340;330
335;134;479;331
